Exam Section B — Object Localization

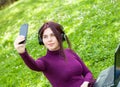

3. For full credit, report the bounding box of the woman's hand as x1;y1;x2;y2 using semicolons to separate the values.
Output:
14;35;26;53
80;81;89;87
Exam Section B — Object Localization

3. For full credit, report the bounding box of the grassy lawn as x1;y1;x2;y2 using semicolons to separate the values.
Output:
0;0;120;87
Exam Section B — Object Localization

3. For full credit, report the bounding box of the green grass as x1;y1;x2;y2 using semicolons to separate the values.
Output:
0;0;120;87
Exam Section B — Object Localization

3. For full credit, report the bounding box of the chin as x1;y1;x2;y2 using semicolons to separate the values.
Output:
49;49;56;51
48;47;59;51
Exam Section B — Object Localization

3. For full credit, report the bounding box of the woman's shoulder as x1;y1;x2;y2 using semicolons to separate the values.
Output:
64;48;71;52
64;48;76;54
64;48;80;58
65;48;74;52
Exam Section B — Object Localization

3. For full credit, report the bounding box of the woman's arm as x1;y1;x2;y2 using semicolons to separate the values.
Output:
19;50;45;71
14;36;45;71
68;49;93;82
75;54;93;81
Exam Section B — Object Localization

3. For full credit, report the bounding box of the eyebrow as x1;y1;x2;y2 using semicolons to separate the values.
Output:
43;32;54;36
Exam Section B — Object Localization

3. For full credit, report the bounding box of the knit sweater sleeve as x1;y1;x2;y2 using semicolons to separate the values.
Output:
19;50;45;71
68;49;93;82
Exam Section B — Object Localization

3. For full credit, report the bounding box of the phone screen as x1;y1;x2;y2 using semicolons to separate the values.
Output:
20;24;28;37
19;24;28;44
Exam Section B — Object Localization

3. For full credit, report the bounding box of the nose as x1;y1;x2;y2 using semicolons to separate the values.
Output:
48;36;52;42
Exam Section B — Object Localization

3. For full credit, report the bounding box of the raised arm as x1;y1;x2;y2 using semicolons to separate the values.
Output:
14;36;45;71
20;50;45;71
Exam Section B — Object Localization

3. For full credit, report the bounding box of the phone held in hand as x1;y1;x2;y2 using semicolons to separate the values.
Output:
19;24;28;44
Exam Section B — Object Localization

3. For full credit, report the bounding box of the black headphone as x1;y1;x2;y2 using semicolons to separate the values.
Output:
38;25;66;45
38;34;44;45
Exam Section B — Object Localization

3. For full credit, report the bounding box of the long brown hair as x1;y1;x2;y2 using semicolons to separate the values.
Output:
38;21;71;59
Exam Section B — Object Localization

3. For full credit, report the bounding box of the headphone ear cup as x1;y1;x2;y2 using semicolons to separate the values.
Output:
38;36;44;45
61;33;66;41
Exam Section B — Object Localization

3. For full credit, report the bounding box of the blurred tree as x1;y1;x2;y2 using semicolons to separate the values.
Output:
0;0;18;9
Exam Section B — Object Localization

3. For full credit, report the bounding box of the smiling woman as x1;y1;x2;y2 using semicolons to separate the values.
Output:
38;21;71;59
42;28;60;51
14;21;95;87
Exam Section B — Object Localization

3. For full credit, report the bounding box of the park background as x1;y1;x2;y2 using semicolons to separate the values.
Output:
0;0;120;87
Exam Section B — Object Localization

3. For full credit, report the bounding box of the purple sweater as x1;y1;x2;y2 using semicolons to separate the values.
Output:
20;48;93;87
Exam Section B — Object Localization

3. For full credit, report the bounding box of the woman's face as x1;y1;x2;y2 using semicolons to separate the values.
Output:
42;28;60;51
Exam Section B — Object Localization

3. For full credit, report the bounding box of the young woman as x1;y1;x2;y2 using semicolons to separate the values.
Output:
14;21;95;87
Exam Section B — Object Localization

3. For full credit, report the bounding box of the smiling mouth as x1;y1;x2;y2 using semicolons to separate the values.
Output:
48;43;54;46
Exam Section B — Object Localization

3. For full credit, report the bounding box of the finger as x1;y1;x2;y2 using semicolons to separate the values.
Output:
18;40;25;44
14;43;25;49
14;36;25;45
17;35;25;42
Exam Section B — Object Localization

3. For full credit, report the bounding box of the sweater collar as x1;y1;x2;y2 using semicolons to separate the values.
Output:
46;49;62;56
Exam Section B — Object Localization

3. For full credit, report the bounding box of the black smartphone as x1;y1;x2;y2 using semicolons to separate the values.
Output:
19;24;28;44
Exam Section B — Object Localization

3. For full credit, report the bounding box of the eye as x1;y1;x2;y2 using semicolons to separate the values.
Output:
43;35;47;39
